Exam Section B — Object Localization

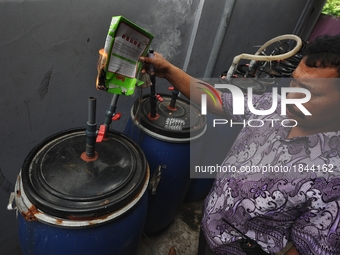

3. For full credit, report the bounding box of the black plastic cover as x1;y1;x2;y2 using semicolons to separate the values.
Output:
21;128;147;219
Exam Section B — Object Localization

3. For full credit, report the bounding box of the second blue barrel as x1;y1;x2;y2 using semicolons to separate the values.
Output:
185;112;242;201
124;94;206;233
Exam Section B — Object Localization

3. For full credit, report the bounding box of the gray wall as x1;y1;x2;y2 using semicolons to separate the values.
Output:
0;0;324;254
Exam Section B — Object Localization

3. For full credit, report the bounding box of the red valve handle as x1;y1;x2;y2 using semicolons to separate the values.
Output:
96;125;106;143
112;112;122;121
156;94;163;102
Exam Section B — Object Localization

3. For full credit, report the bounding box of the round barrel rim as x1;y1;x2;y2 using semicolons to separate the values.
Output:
14;166;150;227
20;128;148;220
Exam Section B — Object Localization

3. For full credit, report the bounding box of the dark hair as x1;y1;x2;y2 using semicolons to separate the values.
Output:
303;34;340;77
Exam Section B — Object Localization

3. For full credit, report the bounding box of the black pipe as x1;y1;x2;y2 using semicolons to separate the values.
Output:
149;82;157;118
103;94;120;131
169;88;179;109
85;97;97;158
148;49;157;118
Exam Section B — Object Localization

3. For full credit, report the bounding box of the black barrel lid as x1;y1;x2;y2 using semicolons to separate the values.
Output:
21;128;147;219
133;94;206;139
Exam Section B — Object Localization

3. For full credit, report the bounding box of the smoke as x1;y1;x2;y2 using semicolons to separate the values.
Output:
137;0;194;60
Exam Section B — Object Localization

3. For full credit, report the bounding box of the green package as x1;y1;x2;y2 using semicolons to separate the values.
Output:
96;16;154;96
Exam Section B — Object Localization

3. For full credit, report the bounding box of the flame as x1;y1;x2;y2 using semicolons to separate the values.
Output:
96;49;108;91
98;49;108;69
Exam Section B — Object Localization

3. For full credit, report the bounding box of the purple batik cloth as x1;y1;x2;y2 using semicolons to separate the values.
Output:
201;92;340;255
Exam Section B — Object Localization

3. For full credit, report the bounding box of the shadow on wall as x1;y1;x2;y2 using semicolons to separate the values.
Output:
309;13;340;41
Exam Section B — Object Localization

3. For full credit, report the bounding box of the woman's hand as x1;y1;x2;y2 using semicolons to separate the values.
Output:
139;52;172;79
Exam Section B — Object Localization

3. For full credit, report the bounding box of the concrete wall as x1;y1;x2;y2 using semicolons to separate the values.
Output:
187;0;326;78
0;0;324;253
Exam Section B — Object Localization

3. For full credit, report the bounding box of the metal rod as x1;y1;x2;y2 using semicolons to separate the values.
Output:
183;0;205;72
203;0;237;78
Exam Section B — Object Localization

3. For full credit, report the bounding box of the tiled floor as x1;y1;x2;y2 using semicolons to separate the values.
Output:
138;199;204;255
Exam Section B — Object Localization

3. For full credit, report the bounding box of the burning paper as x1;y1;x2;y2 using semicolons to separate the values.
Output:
96;16;154;96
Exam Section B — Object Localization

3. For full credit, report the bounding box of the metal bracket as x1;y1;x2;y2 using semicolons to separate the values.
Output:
148;165;166;195
7;192;17;210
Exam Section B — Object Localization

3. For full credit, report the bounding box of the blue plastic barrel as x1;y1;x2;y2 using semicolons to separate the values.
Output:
13;128;149;255
185;113;242;202
124;94;206;233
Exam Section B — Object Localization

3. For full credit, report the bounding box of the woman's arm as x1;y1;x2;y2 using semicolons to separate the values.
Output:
140;52;224;115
